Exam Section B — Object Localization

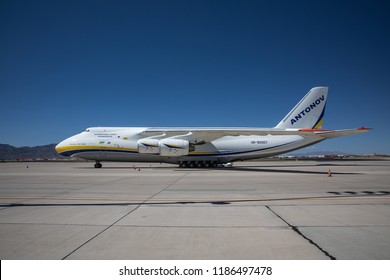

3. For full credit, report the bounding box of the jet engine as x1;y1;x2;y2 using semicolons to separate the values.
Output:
159;139;189;156
137;139;160;154
138;138;191;156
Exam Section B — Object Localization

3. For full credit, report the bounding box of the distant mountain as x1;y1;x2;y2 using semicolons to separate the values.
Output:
284;150;355;156
0;144;64;160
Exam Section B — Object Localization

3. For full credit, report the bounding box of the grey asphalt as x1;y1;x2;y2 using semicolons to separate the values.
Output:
0;160;389;259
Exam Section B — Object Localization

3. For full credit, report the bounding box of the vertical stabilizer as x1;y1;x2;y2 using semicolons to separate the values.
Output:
275;87;328;129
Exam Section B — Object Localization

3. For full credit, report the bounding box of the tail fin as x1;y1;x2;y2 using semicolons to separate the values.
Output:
275;87;328;129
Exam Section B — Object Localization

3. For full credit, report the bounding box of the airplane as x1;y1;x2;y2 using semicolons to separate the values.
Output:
55;87;370;168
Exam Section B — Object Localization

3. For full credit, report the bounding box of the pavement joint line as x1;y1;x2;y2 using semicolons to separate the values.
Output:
0;194;389;204
60;172;189;260
265;205;337;260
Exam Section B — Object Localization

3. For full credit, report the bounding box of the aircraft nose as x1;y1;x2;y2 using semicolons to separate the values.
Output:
55;141;65;154
55;134;82;156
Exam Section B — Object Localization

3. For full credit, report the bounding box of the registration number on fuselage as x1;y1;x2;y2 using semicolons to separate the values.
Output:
250;141;268;145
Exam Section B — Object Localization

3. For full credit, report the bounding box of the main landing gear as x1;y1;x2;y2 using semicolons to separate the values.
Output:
178;161;224;168
94;161;102;168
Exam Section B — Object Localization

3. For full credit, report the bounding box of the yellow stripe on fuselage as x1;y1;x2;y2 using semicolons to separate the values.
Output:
56;145;137;153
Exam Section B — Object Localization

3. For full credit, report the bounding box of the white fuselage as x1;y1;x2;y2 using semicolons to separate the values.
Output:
55;127;323;164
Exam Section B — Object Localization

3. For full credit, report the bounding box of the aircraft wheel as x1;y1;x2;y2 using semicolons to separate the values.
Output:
94;162;102;168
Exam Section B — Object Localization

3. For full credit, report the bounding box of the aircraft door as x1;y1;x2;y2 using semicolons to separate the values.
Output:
99;147;106;159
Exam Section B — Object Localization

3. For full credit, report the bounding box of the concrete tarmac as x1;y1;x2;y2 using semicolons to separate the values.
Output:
0;160;389;260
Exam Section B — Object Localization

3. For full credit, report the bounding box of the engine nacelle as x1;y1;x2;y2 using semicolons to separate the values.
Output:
137;138;160;154
159;139;189;156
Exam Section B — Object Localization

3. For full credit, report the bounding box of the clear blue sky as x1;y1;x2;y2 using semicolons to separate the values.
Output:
0;0;389;154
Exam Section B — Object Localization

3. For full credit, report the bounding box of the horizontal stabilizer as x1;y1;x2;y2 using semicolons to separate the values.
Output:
300;127;372;139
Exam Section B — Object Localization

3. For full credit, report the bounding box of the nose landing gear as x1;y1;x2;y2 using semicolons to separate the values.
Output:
94;161;102;168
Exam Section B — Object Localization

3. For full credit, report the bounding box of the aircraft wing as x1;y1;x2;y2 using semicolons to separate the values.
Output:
141;128;300;143
140;127;371;143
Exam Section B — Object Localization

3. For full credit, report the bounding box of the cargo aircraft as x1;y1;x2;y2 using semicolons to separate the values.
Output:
55;87;370;168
